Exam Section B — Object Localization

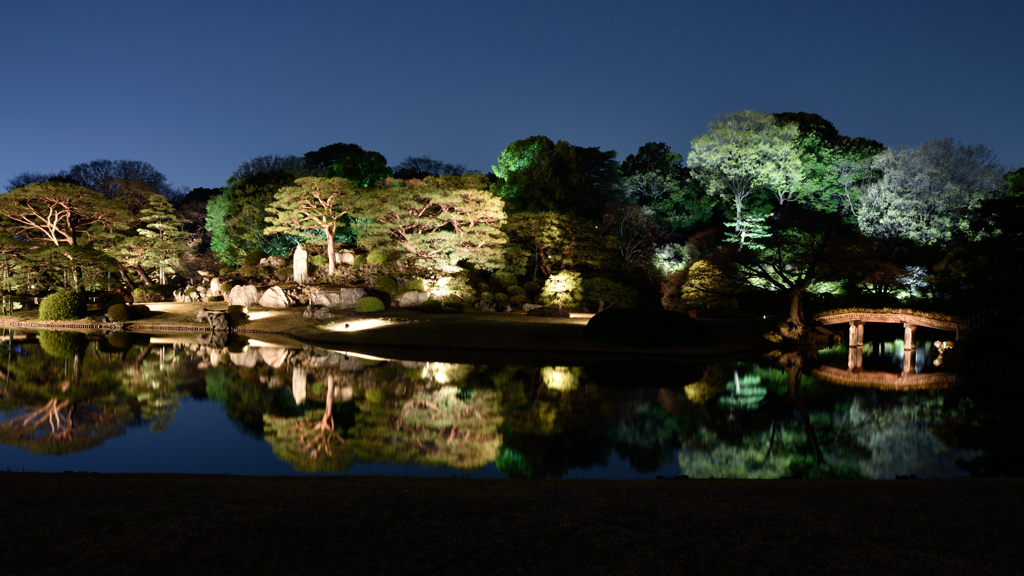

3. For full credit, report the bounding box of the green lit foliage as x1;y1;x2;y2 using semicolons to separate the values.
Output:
205;191;238;265
723;210;853;336
305;142;391;188
352;175;508;274
106;303;132;321
355;296;385;312
857;138;1005;246
504;212;618;277
621;142;715;238
220;155;309;261
264;177;360;275
538;270;584;310
723;210;770;251
492;135;622;220
38;290;88;320
687;110;803;229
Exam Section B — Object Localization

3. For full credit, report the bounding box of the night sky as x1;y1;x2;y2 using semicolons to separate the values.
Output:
2;0;1021;191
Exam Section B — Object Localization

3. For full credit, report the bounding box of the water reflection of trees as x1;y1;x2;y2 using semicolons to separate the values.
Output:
1;330;1004;478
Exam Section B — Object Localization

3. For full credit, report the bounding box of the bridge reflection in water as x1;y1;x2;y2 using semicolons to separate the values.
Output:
812;343;957;390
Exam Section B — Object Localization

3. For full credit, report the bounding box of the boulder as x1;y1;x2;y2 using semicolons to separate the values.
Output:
398;290;431;308
522;303;544;313
309;290;343;307
293;244;308;284
303;305;333;320
259;347;290;369
337;288;367;309
337;249;356;266
227;285;260;307
259;255;284;268
258;286;292;309
526;307;571;318
196;309;232;332
209;278;222;297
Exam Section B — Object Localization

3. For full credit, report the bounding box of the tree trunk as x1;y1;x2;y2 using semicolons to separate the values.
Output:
134;264;153;286
325;227;336;276
119;269;137;290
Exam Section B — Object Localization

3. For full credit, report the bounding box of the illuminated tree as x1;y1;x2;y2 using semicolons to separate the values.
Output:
0;182;132;289
687;110;803;230
353;174;508;274
504;212;618;278
264;177;360;275
857;138;1005;245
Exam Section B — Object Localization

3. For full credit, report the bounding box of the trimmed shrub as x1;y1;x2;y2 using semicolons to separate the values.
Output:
39;290;87;321
39;331;88;358
523;281;541;295
107;303;132;321
355;296;385;313
510;294;527;305
242;250;268;266
366;251;388;264
404;278;426;292
132;285;171;303
133;305;151;318
219;266;235;277
494;293;509;305
310;254;328;268
375;275;398;293
480;292;494;302
219;281;234;295
506;285;526;298
353;254;367;268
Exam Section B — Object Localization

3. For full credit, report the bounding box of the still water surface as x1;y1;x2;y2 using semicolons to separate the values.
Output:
0;328;1013;479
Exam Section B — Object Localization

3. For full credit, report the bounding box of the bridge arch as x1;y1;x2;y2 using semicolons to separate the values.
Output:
814;309;966;350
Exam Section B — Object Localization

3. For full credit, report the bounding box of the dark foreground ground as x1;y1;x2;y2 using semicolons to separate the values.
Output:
2;474;1021;575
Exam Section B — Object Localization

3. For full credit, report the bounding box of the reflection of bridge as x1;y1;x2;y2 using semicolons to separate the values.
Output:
812;361;957;390
815;310;966;350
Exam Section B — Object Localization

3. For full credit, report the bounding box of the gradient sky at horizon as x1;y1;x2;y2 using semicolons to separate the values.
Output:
2;0;1021;191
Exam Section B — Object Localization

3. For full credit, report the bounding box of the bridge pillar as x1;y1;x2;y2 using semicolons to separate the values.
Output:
903;349;916;376
848;321;864;347
903;322;917;350
847;346;863;372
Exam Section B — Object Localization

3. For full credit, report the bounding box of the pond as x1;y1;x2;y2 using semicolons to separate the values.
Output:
0;327;1017;479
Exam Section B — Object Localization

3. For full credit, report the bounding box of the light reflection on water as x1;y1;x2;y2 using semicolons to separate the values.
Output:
0;329;1003;479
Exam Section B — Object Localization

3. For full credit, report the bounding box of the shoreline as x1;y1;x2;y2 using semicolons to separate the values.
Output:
0;304;780;364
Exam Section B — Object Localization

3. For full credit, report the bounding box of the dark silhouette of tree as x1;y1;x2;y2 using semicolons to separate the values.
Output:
392;156;468;179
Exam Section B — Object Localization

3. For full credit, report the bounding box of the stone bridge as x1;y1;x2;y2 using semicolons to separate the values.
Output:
814;310;966;350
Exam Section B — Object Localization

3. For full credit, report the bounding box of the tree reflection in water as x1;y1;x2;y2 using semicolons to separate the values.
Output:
0;330;1011;478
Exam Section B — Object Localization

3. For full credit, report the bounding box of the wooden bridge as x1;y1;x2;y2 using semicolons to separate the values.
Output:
814;310;966;350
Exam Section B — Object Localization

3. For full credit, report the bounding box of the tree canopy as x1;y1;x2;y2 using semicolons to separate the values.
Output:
492;135;621;220
264;177;361;275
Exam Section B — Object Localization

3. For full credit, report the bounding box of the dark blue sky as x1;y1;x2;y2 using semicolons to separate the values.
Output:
3;0;1021;191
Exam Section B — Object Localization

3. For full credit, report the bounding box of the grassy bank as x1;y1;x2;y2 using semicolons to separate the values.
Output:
2;473;1020;575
